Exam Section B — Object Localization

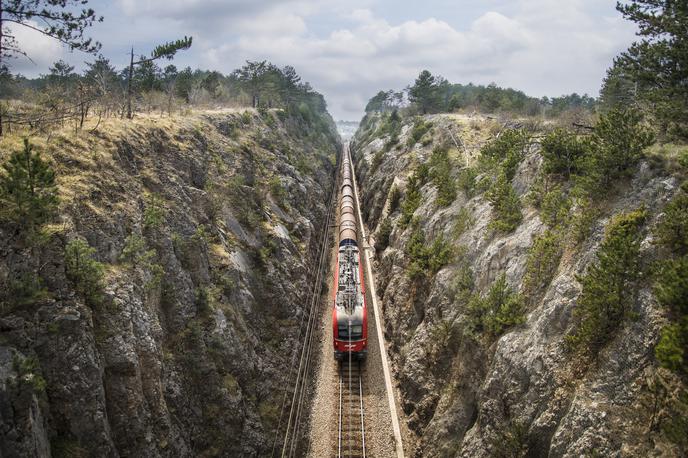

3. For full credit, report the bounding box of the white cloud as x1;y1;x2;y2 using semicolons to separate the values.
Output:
5;21;66;76
199;0;636;119
6;0;638;120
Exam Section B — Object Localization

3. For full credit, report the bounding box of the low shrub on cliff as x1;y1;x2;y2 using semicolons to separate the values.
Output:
540;186;572;228
429;146;457;207
465;273;525;339
480;128;530;180
486;171;522;233
540;128;587;178
65;238;105;306
523;229;563;298
0;139;58;231
653;186;688;374
143;193;166;229
655;183;688;255
406;222;454;280
407;118;433;147
375;218;392;251
567;208;646;355
575;109;654;197
388;184;402;214
457;166;478;198
400;166;428;227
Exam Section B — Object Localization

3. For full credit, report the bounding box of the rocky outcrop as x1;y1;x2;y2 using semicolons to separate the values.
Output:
0;110;339;456
352;112;685;457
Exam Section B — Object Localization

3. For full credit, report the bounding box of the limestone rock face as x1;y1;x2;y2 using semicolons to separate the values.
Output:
0;111;339;456
352;113;683;457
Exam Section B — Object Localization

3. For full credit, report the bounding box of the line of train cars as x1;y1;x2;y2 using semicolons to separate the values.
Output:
332;152;368;361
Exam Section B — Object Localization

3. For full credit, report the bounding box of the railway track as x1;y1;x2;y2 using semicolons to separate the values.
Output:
337;358;366;458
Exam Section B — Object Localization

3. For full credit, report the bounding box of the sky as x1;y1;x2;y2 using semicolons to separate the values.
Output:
6;0;638;120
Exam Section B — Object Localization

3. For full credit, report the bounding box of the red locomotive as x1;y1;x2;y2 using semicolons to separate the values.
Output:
332;151;368;360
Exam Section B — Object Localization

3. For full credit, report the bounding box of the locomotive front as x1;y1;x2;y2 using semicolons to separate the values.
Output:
332;153;368;360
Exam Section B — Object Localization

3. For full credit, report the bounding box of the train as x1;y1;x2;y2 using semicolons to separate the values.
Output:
332;152;368;361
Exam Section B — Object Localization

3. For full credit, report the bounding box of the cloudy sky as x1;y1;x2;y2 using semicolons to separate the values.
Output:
8;0;638;120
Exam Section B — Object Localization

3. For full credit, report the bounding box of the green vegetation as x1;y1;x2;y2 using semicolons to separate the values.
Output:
576;109;654;196
120;234;164;290
429;146;457;207
457;167;478;198
480;129;530;180
406;222;454;281
655;184;688;255
371;70;595;118
64;238;105;306
407;118;433;147
11;355;47;394
0;139;58;230
466;274;525;339
452;207;475;239
608;1;688;139
400;166;428;227
567;209;646;355
540;128;586;178
3;272;50;312
540;186;571;228
388;184;402;214
523;229;563;298
653;185;688;374
143;193;166;229
570;198;599;245
485;171;522;233
375;218;392;251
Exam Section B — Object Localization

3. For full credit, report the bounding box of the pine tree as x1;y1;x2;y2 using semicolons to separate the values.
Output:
615;0;688;138
0;0;102;64
567;209;646;354
409;70;441;114
0;138;58;229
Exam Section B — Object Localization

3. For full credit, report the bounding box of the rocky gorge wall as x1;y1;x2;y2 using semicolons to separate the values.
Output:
352;112;687;457
0;109;339;457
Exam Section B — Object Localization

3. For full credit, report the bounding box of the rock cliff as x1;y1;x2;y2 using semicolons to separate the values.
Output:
352;112;686;457
0;109;339;457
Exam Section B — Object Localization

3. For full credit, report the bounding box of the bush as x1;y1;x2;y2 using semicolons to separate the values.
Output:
370;149;385;173
486;172;522;233
375;218;392;251
481;129;530;180
656;322;687;372
143;194;166;229
655;184;688;256
458;167;478;198
0;138;58;230
452;207;475;239
406;222;453;281
65;238;105;306
540;128;587;177
576;109;655;196
540;186;571;228
388;185;402;214
466;274;525;339
566;208;646;355
400;166;428;227
407;119;432;147
429;147;457;207
655;257;688;316
571;198;599;244
523;229;563;297
2;272;49;313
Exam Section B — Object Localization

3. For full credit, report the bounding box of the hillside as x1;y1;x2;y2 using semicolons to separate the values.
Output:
351;111;688;457
0;108;339;456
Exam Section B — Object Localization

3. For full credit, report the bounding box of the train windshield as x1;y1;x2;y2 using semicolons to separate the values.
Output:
338;324;363;340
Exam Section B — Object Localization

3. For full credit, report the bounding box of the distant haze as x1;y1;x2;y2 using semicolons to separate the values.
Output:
7;0;637;120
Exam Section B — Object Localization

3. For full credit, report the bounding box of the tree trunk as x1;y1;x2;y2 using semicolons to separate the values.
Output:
126;47;134;119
